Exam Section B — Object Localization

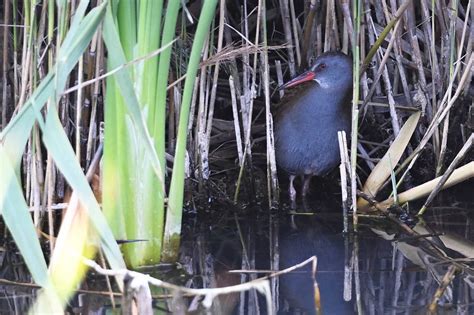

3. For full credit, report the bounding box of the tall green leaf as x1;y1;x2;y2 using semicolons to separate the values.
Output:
163;0;218;261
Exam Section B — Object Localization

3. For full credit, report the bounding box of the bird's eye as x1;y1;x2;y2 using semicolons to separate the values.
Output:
318;63;327;70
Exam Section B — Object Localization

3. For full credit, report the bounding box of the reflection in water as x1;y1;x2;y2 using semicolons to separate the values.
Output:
0;198;473;314
186;198;474;314
279;215;353;314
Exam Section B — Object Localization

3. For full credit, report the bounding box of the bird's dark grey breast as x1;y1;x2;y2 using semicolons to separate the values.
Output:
274;84;351;176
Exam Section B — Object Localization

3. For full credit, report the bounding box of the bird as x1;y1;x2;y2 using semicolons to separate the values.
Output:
274;51;353;206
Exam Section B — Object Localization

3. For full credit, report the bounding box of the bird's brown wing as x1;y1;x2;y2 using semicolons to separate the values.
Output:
273;81;317;120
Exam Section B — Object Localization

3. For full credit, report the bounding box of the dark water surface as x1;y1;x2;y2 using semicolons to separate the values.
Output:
0;189;473;314
175;194;474;315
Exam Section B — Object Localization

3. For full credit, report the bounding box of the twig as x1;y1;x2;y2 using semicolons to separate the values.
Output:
62;39;178;95
83;253;300;313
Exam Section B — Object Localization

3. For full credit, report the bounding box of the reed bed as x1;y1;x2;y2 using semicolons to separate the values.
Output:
0;0;472;312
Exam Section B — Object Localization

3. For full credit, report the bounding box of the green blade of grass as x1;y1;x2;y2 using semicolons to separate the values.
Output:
1;0;124;300
1;1;105;165
102;0;169;267
163;0;218;261
55;2;107;96
0;148;49;287
42;106;126;269
102;4;165;190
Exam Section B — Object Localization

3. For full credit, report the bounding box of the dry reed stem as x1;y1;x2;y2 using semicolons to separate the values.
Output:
338;131;350;233
207;1;231;136
196;41;210;180
1;0;9;129
289;0;301;67
85;30;103;169
323;0;335;51
229;76;244;166
279;0;296;76
388;0;412;106
301;0;318;68
379;162;474;210
395;53;473;185
340;0;354;48
261;1;279;208
275;60;284;98
428;264;459;313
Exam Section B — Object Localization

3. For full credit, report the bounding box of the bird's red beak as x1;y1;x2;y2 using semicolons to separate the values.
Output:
277;71;315;90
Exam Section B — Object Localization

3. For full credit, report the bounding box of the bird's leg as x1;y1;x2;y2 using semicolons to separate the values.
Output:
302;175;312;197
289;175;297;208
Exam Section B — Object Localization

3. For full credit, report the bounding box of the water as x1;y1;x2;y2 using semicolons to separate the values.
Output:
175;189;474;314
1;187;473;314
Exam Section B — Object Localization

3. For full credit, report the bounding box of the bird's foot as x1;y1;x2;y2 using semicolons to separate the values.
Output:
302;176;312;197
289;175;297;209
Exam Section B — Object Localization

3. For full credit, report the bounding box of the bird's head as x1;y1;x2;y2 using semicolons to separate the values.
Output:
278;52;353;92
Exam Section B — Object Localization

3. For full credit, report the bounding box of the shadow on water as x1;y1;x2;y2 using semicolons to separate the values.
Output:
0;184;473;314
